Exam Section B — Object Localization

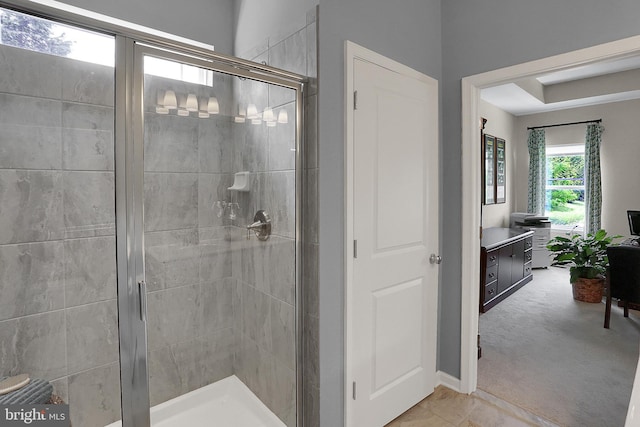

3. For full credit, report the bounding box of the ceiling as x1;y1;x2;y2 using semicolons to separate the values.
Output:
481;56;640;116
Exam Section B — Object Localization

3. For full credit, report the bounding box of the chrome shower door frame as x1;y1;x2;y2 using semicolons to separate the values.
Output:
122;42;306;426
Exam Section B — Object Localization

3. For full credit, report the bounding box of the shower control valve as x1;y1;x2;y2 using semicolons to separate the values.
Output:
247;210;271;241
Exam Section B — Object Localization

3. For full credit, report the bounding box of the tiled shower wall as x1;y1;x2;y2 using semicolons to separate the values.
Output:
0;10;319;426
233;6;319;427
141;73;238;408
0;44;121;427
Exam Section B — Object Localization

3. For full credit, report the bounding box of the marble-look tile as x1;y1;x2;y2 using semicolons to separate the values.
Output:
148;339;202;406
305;94;318;168
303;242;319;318
304;168;319;244
462;400;534;427
195;74;235;118
62;128;114;171
62;58;114;107
234;334;275;409
198;115;234;174
241;284;272;352
144;172;198;232
270;298;296;371
240;236;296;305
233;117;269;173
0;241;64;320
0;311;66;380
267;171;296;239
0;170;64;244
0;124;62;170
145;242;200;292
386;403;454;427
418;386;478;425
306;21;318;85
146;285;200;351
232;277;243;333
303;382;320;427
269;29;306;107
145;228;199;248
50;377;69;403
63;171;115;238
198;173;234;229
67;362;121;427
269;102;297;171
304;314;319;390
201;278;234;333
62;102;114;131
269;359;297;427
199;327;235;387
237;37;269;62
144;114;199;172
199;241;232;283
64;236;117;306
66;300;119;374
0;45;62;99
233;334;260;394
306;5;317;24
0;94;61;128
233;53;268;111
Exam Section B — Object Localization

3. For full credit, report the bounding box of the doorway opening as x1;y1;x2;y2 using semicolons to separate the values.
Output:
460;35;640;423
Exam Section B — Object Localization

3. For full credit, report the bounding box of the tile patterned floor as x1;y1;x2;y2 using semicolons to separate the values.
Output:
386;386;559;427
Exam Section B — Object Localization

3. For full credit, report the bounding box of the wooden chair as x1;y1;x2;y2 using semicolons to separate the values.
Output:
604;244;640;328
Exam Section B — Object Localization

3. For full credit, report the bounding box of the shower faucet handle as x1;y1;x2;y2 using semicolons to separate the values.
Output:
246;210;271;241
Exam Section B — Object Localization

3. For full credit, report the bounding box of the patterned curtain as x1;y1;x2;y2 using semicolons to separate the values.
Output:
527;129;546;214
585;123;604;234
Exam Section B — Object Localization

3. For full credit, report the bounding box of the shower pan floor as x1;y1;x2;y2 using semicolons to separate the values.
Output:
106;375;286;427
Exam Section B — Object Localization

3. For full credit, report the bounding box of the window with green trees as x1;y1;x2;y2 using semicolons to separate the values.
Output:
545;145;585;230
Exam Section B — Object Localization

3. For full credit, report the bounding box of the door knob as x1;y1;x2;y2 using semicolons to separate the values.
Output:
429;254;442;265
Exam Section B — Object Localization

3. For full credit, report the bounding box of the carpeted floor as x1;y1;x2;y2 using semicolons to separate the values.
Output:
478;266;640;427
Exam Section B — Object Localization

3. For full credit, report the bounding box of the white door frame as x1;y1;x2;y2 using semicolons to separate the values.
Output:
459;35;640;393
344;40;439;426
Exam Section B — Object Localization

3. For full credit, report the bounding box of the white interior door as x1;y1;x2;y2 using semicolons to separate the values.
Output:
348;52;439;427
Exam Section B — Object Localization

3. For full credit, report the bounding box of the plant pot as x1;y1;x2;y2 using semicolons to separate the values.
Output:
572;277;605;303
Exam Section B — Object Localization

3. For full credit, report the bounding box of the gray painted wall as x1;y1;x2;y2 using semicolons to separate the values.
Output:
317;1;442;425
440;0;640;378
55;0;234;53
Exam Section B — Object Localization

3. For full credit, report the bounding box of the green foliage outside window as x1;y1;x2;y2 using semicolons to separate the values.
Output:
0;9;72;56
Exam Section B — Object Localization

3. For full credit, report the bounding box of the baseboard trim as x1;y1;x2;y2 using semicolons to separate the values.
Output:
436;371;462;393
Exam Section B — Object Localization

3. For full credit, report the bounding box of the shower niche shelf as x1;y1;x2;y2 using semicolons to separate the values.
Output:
228;171;250;192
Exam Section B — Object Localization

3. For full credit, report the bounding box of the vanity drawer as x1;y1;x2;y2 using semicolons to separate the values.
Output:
486;251;499;268
485;281;498;301
524;237;533;250
524;262;532;277
524;251;533;263
486;264;498;282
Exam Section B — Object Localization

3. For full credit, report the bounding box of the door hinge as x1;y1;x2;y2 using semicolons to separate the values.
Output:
352;381;357;400
353;240;358;258
354;90;358;110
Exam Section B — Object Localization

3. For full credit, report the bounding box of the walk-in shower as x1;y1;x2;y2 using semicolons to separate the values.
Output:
0;3;306;426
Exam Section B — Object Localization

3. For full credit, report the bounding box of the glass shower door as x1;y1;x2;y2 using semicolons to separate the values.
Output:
0;8;121;427
137;46;301;426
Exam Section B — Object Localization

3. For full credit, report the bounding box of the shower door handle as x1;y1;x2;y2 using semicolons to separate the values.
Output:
138;280;147;322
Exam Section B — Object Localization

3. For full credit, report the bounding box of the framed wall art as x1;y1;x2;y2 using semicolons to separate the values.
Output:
495;138;506;204
483;134;495;205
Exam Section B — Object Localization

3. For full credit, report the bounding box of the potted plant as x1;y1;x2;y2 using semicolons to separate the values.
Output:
547;229;622;303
